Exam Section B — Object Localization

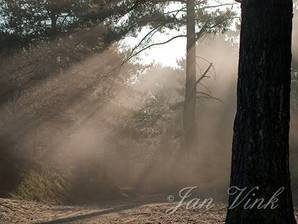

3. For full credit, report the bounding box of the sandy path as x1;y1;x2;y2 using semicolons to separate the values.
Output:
0;197;226;224
1;198;297;224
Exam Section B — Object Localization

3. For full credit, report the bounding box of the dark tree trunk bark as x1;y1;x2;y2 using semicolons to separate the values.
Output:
226;1;296;224
183;0;197;149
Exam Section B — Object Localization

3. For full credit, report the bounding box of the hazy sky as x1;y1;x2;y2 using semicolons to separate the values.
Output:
121;1;240;67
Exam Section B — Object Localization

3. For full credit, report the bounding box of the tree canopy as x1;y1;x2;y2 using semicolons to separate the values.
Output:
0;0;236;53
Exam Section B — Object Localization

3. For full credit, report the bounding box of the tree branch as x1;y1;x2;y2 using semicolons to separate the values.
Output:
124;34;187;64
196;91;223;103
195;62;213;87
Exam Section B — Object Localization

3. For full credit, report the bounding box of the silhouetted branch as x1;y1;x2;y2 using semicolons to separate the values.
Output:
196;91;223;102
195;63;213;87
124;34;187;64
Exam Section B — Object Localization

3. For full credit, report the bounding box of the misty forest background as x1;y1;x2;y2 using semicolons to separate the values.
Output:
0;0;298;205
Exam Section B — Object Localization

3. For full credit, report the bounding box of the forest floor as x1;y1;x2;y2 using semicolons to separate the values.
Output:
0;197;297;224
0;197;225;224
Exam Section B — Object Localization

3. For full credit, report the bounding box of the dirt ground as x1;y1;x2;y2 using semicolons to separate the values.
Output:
0;198;297;224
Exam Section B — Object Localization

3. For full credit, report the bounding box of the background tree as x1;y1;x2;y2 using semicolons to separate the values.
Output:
183;0;197;149
123;1;235;148
226;0;296;223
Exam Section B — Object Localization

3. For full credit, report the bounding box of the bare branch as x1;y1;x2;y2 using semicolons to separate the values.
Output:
199;3;237;10
196;91;223;103
196;55;213;65
124;34;187;64
195;62;213;87
122;24;164;66
196;55;217;76
122;7;186;66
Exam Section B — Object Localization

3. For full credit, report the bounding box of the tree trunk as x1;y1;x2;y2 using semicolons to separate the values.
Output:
226;1;296;224
50;13;58;35
183;0;197;149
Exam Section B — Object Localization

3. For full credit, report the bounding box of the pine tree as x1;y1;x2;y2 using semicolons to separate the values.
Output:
226;1;296;223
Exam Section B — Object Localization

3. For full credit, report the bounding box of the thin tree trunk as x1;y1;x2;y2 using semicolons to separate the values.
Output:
226;1;296;223
183;0;197;149
50;13;58;35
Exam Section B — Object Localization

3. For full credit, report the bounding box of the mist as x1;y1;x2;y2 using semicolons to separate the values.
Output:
1;27;298;203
